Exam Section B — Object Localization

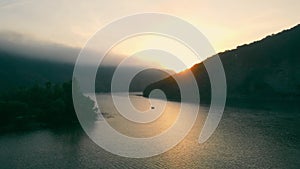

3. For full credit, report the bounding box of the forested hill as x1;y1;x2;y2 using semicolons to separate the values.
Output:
0;52;74;91
143;24;300;103
0;51;173;93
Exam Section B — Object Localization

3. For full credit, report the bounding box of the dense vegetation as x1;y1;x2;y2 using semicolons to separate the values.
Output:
0;52;172;93
144;24;300;104
0;81;98;132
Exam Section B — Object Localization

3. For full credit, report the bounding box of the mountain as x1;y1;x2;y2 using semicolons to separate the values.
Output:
0;51;74;91
96;67;173;93
0;51;173;93
143;24;300;104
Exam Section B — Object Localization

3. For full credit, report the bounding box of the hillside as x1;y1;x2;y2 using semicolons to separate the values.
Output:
143;24;300;103
0;51;172;93
0;52;74;91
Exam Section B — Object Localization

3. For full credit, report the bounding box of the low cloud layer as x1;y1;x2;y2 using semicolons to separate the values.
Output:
0;31;80;63
0;31;161;68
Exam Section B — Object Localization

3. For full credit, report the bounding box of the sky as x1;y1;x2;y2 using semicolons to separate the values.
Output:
0;0;299;72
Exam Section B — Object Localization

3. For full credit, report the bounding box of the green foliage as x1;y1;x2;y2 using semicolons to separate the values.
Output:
0;81;97;130
143;24;300;102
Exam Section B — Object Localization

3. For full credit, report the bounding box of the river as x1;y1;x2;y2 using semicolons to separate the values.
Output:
0;93;299;168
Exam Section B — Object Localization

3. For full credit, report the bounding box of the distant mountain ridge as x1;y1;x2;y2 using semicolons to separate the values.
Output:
0;51;173;93
0;51;74;91
143;24;300;103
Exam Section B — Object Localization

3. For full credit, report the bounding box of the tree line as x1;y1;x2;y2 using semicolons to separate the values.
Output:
0;81;98;132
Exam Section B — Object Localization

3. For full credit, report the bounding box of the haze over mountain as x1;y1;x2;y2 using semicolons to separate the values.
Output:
143;24;300;103
0;34;174;93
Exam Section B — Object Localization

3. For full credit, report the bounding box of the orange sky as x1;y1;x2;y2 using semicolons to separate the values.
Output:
0;0;299;71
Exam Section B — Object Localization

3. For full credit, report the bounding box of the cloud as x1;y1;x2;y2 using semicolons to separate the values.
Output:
0;31;80;63
0;0;28;8
0;31;162;68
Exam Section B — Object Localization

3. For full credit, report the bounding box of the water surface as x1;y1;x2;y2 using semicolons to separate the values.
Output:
0;93;299;168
